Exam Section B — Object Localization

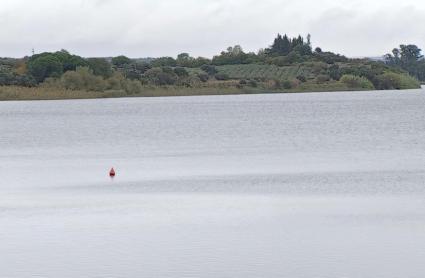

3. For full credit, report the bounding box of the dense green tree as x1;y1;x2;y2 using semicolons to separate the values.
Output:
400;45;423;63
151;57;177;67
120;62;151;80
176;53;192;67
173;67;189;77
143;68;178;85
112;55;132;67
27;54;63;82
27;50;88;82
87;58;113;78
54;49;88;72
175;53;211;68
266;34;312;57
385;44;424;80
212;45;257;65
0;66;36;86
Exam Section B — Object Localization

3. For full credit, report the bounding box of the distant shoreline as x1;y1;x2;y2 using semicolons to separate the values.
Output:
0;85;421;102
1;35;423;102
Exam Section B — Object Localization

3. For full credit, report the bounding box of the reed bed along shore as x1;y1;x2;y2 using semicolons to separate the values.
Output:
0;81;411;102
0;86;251;101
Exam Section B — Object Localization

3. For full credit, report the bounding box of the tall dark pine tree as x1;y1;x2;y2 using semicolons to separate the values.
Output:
281;35;291;55
270;34;291;55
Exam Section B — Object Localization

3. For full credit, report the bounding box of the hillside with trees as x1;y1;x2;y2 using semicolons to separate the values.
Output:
384;44;425;82
0;34;422;100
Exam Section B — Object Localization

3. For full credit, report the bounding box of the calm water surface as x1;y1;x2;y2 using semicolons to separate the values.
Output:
1;89;425;277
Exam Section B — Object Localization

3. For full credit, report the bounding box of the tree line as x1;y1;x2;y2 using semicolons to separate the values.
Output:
384;44;425;81
0;34;423;92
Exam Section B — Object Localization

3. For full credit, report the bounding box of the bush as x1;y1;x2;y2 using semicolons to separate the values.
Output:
328;64;342;80
107;72;126;90
264;79;281;89
173;67;189;77
268;52;304;66
61;67;106;91
311;62;328;74
0;67;36;87
296;75;307;82
376;72;420;90
201;64;218;75
183;75;202;87
316;74;330;84
214;73;230;81
282;80;292;89
61;71;84;90
248;80;257;87
123;79;143;95
144;68;178;85
197;73;209;82
119;62;151;80
340;74;375;89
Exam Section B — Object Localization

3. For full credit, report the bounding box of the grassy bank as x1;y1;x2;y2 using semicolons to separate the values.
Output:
0;82;381;101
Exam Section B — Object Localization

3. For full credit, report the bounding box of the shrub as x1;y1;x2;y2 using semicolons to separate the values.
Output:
248;80;257;87
144;68;178;85
173;67;189;77
282;80;292;89
0;67;36;87
296;75;307;82
120;62;151;80
123;79;143;95
197;73;209;82
328;64;342;80
269;52;303;66
214;73;230;81
340;74;375;89
61;71;84;90
264;79;280;89
316;74;330;84
107;72;126;90
201;64;218;75
376;72;420;90
61;67;106;91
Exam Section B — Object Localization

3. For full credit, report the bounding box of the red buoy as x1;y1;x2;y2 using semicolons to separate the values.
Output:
109;167;116;177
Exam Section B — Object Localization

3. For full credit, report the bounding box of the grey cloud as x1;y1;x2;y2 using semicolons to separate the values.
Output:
309;5;425;56
0;0;424;58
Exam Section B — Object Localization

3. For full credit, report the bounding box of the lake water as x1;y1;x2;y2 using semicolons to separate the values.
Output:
1;89;425;278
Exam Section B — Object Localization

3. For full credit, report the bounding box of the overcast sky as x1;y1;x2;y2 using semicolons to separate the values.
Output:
1;0;424;58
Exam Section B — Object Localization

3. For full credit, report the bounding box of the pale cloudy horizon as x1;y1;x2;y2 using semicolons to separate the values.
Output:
1;0;424;58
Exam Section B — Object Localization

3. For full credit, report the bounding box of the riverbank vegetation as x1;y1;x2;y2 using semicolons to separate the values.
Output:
0;34;422;100
384;45;425;82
